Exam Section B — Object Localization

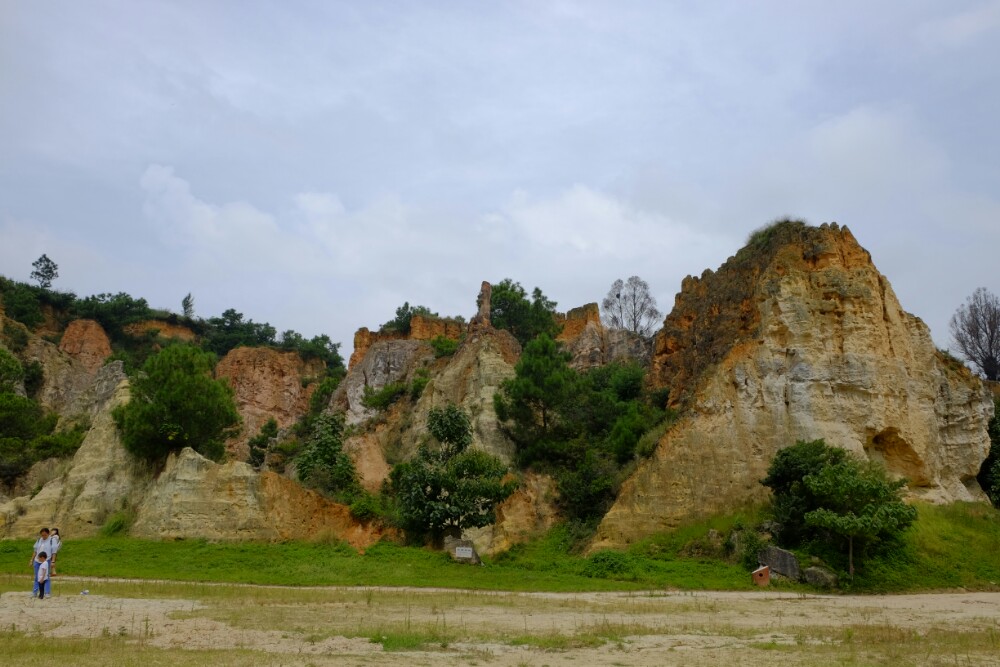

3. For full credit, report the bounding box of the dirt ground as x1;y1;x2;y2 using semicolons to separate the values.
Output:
2;578;999;666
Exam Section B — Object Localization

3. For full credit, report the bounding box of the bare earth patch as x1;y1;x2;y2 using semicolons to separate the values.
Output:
2;579;999;666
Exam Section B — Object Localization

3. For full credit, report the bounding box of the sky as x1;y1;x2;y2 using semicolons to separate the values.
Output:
2;1;999;357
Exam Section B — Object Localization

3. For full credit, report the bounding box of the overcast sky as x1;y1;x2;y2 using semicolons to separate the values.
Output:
2;1;998;356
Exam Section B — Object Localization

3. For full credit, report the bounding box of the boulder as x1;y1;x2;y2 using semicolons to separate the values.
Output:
803;565;839;589
758;545;801;580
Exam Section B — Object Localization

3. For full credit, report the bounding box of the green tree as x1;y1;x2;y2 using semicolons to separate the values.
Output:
113;345;240;462
382;302;438;335
391;404;516;541
295;412;358;499
203;308;277;356
489;279;560;346
978;398;1000;507
30;254;58;289
494;333;577;462
762;439;916;575
803;461;917;576
182;293;194;318
761;439;849;545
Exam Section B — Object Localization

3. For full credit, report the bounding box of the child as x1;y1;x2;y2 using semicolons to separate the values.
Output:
35;552;49;600
49;528;61;576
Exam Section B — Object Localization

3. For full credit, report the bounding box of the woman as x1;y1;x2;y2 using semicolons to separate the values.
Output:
49;528;61;576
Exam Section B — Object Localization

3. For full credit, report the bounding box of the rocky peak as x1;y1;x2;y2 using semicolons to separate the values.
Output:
594;222;994;548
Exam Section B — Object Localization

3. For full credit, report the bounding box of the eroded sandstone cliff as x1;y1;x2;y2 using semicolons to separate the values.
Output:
215;346;325;459
594;223;994;548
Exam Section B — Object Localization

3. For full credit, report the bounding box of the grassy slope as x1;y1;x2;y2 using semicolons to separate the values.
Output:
0;503;995;593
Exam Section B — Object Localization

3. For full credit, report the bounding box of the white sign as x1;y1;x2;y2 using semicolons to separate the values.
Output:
454;546;474;559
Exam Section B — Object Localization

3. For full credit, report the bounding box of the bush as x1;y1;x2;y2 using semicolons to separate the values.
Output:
113;345;240;462
2;321;29;353
381;302;438;335
247;418;278;470
430;335;459;358
409;369;430;400
361;382;408;411
22;361;43;399
0;282;44;329
73;292;152;341
296;413;360;501
583;550;641;580
100;509;135;537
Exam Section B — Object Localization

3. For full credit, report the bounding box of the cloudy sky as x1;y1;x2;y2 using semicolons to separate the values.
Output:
2;1;998;355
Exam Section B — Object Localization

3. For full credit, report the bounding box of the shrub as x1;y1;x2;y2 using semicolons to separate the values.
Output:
247;418;278;470
0;348;23;392
100;509;135;537
430;335;459;358
113;345;240;462
0;283;44;329
361;382;408;411
583;550;641;580
409;369;430;400
2;321;29;353
22;360;43;399
296;413;360;501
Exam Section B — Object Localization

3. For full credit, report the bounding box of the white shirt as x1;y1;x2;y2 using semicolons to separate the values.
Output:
33;536;52;557
50;535;61;555
37;560;49;583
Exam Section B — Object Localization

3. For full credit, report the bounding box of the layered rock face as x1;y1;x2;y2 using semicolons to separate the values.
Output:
595;223;994;548
215;347;325;458
131;448;390;547
348;315;463;370
0;364;146;538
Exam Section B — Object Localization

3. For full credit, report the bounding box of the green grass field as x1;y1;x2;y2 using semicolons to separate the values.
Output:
1;502;997;593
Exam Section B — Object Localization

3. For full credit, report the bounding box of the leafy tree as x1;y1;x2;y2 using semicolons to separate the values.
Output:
295;412;359;499
950;287;1000;381
203;308;277;356
113;345;240;462
761;439;849;545
601;275;662;337
762;439;916;575
803;461;917;576
247;418;278;470
182;293;194;318
489;279;560;346
30;254;58;289
978;398;1000;507
382;302;437;335
391;404;516;541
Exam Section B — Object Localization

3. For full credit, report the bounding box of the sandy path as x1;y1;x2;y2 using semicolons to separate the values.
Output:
2;579;999;666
